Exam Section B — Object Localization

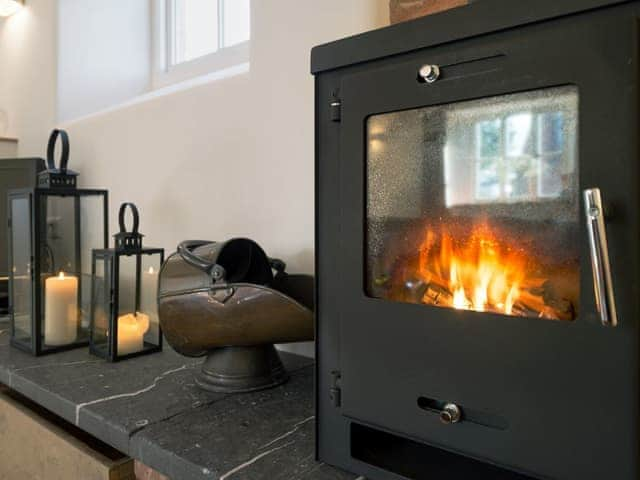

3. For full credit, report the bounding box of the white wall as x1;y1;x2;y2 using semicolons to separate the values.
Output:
0;139;17;157
57;0;151;122
2;0;389;357
0;0;57;155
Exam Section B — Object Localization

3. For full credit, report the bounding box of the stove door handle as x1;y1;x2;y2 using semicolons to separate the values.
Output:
583;188;618;327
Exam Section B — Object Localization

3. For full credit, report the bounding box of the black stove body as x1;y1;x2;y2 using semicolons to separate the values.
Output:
313;2;640;479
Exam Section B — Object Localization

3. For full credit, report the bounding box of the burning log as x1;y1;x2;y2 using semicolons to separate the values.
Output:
419;280;575;321
523;280;575;321
422;282;454;306
376;220;577;322
510;301;542;318
403;279;429;304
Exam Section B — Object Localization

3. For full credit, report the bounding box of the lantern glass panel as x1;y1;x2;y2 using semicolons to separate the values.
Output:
117;254;137;316
39;195;76;276
80;195;107;327
37;192;106;351
112;252;162;358
140;253;162;347
9;195;33;348
90;253;113;358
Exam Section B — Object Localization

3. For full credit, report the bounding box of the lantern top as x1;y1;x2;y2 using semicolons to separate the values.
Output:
114;203;144;252
37;129;79;189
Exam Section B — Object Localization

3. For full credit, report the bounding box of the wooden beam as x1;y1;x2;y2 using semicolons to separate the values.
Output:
390;0;470;24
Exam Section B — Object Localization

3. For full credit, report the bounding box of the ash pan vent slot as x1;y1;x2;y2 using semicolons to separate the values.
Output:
351;422;533;480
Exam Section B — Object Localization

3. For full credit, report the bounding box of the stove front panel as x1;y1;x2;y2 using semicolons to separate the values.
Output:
336;6;639;480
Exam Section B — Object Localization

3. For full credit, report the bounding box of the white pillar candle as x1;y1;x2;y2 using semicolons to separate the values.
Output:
44;272;79;346
140;266;159;342
117;312;150;356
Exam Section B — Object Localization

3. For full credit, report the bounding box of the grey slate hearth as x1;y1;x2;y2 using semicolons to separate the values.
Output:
0;321;356;480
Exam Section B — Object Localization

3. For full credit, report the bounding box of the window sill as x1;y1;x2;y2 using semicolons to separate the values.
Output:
153;42;250;90
62;62;250;126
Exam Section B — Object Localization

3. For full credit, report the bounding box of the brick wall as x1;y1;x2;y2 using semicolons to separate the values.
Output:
390;0;469;24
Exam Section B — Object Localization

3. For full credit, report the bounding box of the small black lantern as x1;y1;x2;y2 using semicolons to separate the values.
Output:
8;129;108;355
90;203;163;361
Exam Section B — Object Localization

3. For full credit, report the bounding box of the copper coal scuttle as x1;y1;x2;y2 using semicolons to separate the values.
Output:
158;239;314;393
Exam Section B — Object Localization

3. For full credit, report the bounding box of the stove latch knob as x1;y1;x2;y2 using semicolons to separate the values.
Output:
418;64;441;83
440;403;462;425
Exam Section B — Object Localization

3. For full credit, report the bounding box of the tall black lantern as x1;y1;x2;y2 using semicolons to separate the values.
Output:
7;129;108;355
90;203;163;361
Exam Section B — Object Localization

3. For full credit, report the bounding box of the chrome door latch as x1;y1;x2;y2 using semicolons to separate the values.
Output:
584;188;618;327
440;403;462;425
418;64;441;83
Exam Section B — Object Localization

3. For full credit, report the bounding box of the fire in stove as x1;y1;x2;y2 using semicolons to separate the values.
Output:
373;221;577;321
418;222;575;320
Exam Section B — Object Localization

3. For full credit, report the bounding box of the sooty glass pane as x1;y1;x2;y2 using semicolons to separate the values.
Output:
366;86;579;321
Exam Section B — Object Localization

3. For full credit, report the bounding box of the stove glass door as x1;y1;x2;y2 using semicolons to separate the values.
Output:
366;86;579;321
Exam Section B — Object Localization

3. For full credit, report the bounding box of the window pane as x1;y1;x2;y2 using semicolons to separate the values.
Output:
223;0;250;47
173;0;219;64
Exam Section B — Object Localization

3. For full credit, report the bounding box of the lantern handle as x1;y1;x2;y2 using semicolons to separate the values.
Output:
118;202;140;234
46;129;70;173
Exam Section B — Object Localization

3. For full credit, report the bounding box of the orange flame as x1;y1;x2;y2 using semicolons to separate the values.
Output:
417;222;535;316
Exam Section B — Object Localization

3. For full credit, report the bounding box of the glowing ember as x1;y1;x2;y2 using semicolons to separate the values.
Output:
414;222;573;320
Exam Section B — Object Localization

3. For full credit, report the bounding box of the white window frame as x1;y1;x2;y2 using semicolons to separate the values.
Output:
151;0;250;89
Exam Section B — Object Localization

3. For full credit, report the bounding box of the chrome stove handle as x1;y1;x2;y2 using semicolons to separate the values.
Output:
583;188;618;327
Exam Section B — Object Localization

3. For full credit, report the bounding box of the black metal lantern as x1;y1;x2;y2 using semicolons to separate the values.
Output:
90;203;163;361
7;129;108;356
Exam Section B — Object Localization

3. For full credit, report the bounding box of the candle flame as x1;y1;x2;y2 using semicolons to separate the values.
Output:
148;266;155;274
58;272;65;279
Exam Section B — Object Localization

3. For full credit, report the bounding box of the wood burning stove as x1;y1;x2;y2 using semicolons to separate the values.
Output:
312;1;640;479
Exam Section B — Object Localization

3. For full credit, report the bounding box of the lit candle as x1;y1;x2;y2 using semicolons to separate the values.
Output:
117;312;150;356
44;272;79;346
140;266;159;342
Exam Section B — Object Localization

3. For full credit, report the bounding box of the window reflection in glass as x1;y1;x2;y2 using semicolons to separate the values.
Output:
451;91;576;206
